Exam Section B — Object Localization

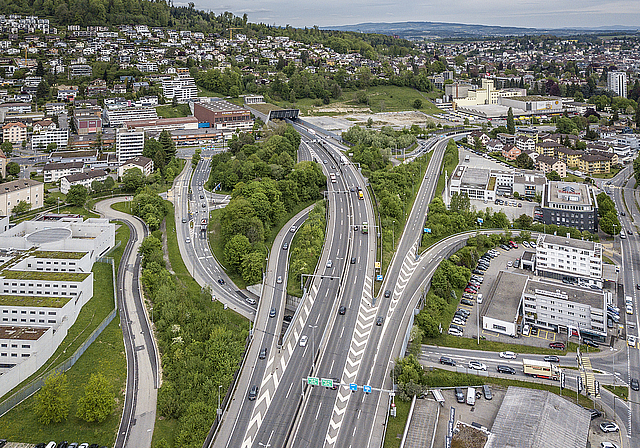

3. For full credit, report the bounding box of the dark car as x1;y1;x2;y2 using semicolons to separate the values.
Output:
351;257;357;264
283;315;293;322
384;290;391;298
589;408;602;420
259;348;267;359
543;355;560;363
496;365;516;374
200;194;204;199
460;299;474;306
583;338;599;348
376;316;384;326
472;269;485;275
439;356;456;366
338;306;346;315
269;308;276;318
631;378;639;391
549;342;565;350
248;385;259;400
454;387;465;403
182;217;187;223
450;323;464;332
530;327;538;336
328;378;340;390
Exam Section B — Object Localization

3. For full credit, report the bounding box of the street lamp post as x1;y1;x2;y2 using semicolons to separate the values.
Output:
217;384;222;418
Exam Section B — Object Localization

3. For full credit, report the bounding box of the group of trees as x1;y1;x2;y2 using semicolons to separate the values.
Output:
34;372;114;425
343;126;417;161
597;192;621;235
287;202;326;296
130;186;170;230
139;234;247;447
142;129;180;179
209;125;325;285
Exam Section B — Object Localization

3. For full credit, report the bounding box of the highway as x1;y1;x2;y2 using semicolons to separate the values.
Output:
94;198;158;448
607;165;640;446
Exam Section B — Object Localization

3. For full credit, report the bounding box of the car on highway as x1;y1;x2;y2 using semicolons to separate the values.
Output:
299;335;308;347
259;348;267;359
182;217;188;223
338;306;346;315
200;194;204;199
376;316;384;326
269;308;276;318
276;276;282;284
326;259;333;268
468;361;487;371
290;225;297;232
477;293;483;304
460;299;474;306
439;356;456;366
282;241;289;250
629;335;637;347
543;355;560;363
628;229;633;235
631;378;639;391
637;283;640;290
599;422;619;433
499;351;517;359
496;365;516;374
217;278;225;285
626;303;633;315
351;257;357;264
384;290;391;298
245;297;256;306
354;225;359;231
185;237;191;243
549;342;565;350
201;202;206;208
248;385;259;401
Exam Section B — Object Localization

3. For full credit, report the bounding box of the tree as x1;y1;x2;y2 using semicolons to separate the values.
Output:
35;60;45;77
506;107;515;134
6;161;20;177
191;147;201;169
0;140;13;156
158;129;176;163
12;200;31;214
46;142;57;153
122;168;146;192
224;234;252;272
76;373;115;423
515;153;534;169
66;184;88;207
36;79;50;100
546;171;561;181
514;213;533;229
34;372;71;424
413;98;422;109
241;251;264;285
599;212;620;236
104;176;116;190
449;192;470;213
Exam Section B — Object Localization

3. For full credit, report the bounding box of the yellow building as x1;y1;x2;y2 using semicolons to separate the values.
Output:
579;154;611;174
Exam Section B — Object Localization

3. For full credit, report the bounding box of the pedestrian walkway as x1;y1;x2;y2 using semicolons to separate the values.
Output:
580;356;600;398
404;398;440;448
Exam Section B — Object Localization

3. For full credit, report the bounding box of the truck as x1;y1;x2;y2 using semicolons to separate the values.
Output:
522;358;560;380
329;173;336;183
201;217;207;232
358;190;364;200
362;221;368;234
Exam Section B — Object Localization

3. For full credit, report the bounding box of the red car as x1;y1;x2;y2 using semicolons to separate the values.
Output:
549;342;565;350
464;287;476;294
509;240;518;248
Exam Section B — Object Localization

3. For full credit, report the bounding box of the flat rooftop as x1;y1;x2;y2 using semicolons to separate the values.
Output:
538;234;597;252
484;271;529;321
524;278;604;309
487;386;590;448
197;99;248;113
30;250;87;260
546;181;592;207
1;270;91;282
0;294;72;308
0;326;49;341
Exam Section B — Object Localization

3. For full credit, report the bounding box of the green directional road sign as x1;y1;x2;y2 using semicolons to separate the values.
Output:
321;378;334;388
307;377;320;386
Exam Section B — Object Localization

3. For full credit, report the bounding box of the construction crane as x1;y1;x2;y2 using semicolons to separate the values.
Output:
228;27;242;40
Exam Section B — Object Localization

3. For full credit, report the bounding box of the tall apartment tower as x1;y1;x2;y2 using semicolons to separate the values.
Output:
116;128;145;164
607;71;627;98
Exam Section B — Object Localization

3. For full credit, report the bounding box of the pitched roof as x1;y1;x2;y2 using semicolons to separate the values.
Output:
62;169;107;183
120;156;152;168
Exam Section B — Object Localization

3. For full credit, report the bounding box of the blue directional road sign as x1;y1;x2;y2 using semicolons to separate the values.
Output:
350;383;358;392
376;274;383;281
424;228;432;233
363;385;372;394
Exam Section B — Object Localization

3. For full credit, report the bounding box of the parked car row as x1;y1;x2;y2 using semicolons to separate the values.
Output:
33;443;106;448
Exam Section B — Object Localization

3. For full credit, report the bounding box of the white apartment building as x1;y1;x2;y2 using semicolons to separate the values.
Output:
534;234;603;288
162;74;198;103
103;105;158;127
117;156;154;178
0;179;43;216
32;129;69;149
43;161;83;182
116;128;145;163
60;170;108;194
522;278;606;340
607;71;627;98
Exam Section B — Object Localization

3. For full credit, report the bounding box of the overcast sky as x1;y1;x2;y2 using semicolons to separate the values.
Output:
194;0;640;29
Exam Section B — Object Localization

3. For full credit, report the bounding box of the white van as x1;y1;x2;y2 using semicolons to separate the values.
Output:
466;387;476;405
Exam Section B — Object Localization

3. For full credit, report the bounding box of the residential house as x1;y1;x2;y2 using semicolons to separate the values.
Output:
486;139;504;153
43;161;84;182
32;119;57;133
2;121;26;144
0;178;43;215
515;135;535;152
60;170;108;194
501;144;521;161
555;146;582;168
536;141;563;157
117;156;154;178
469;130;490;146
536;155;566;178
579;153;611;175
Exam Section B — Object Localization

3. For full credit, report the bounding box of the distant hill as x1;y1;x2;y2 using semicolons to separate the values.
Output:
322;21;640;39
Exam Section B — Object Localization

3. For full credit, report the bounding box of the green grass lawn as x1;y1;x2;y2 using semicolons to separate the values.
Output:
422;335;569;356
563;173;584;183
110;201;130;214
591;166;621;179
0;261;124;446
603;384;628;401
156;104;191;118
384;399;411;448
57;206;99;219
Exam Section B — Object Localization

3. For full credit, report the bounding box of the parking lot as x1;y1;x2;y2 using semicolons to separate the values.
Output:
451;241;569;349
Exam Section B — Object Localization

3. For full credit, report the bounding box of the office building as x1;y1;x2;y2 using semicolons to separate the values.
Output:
540;181;598;233
116;128;145;163
0;179;43;216
32;129;69;150
193;99;253;131
607;71;627;98
534;234;603;288
73;108;102;135
103;105;158;127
